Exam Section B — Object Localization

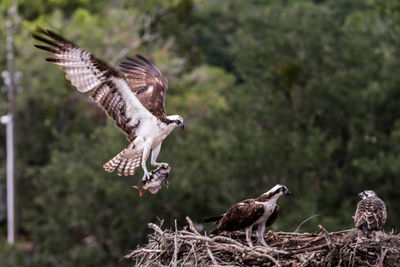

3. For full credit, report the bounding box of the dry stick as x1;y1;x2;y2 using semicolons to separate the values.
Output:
275;231;317;236
129;220;400;266
299;252;316;267
178;225;202;266
206;246;219;266
318;225;333;249
335;229;354;234
337;243;348;267
135;255;146;267
295;214;319;233
140;241;161;266
214;235;288;255
185;216;220;266
181;243;195;266
171;220;179;267
125;248;163;258
273;235;326;248
178;234;287;257
193;242;198;267
150;250;167;266
185;218;282;266
149;222;164;235
350;232;362;267
185;216;287;256
378;246;389;265
290;243;328;254
186;216;201;235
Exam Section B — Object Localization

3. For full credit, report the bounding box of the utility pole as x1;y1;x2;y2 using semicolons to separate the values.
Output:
1;1;18;244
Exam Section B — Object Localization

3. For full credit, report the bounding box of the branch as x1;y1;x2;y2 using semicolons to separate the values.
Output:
294;214;319;233
171;220;179;267
186;216;201;235
318;225;333;249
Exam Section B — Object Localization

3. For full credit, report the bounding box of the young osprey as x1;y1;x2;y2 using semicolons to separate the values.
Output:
354;190;387;236
205;184;292;247
33;29;184;181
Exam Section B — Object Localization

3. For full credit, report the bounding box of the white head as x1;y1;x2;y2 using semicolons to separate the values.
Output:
257;184;292;202
358;190;377;200
167;115;184;129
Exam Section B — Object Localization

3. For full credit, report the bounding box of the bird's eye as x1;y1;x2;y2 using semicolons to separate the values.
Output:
175;120;180;124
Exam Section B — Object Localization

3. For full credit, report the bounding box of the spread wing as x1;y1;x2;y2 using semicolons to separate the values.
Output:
119;55;168;121
354;197;387;232
33;29;152;142
217;200;264;232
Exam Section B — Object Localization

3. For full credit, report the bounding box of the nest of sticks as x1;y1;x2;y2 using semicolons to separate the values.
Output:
125;217;400;266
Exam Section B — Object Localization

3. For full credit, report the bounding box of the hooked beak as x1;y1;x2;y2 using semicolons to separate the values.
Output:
284;189;292;195
358;192;363;199
178;122;184;129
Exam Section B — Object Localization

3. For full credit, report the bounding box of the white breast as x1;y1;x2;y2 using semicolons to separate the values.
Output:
112;78;176;151
253;202;276;226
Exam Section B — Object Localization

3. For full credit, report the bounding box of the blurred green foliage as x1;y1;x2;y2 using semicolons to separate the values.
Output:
0;0;399;266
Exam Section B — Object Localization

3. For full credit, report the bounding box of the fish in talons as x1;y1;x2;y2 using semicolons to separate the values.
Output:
133;166;170;197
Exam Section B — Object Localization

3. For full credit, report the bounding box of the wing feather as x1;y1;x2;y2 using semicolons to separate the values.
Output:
217;200;265;232
354;196;387;233
119;55;169;120
34;29;152;141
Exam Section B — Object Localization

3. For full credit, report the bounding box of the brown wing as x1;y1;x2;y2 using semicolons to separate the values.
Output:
33;29;147;142
217;200;265;232
354;196;387;233
119;55;168;120
265;205;279;228
205;199;255;225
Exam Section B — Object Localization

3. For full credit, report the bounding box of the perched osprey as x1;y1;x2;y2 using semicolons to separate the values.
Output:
33;29;184;181
354;190;387;236
204;184;291;247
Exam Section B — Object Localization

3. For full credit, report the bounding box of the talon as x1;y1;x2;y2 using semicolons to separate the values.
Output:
142;172;151;182
161;163;169;168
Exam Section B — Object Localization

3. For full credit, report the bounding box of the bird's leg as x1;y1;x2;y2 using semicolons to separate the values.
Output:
150;143;168;168
245;226;253;248
256;223;268;247
141;144;151;182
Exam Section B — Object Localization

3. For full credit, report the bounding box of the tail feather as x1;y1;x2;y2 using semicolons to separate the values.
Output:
103;148;142;176
103;152;123;172
209;228;220;235
204;214;224;235
203;215;224;223
125;158;133;176
117;157;128;176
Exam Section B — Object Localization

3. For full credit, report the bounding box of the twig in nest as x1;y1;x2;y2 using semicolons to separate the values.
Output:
126;218;400;267
171;219;179;267
186;216;220;266
186;216;201;235
318;224;332;249
294;214;319;233
206;246;219;266
376;247;388;267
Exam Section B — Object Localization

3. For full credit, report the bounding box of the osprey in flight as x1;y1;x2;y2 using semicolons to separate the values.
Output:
204;184;292;247
354;190;387;236
33;29;184;181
